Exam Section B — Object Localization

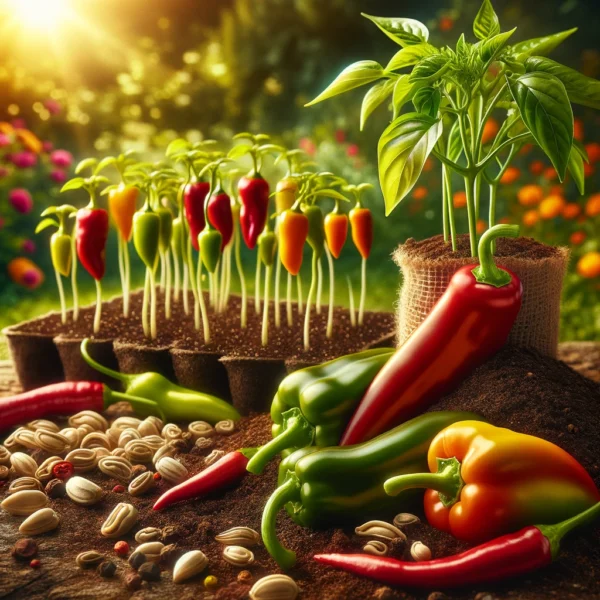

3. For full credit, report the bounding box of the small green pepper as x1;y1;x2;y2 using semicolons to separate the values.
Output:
246;348;393;474
258;229;277;267
303;204;325;258
133;204;160;272
199;227;222;273
50;232;73;277
156;207;174;253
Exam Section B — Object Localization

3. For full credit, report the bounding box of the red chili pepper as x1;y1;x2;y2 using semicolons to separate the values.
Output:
315;501;600;589
341;225;523;445
76;208;109;280
349;205;372;260
207;188;234;250
153;449;257;511
238;174;270;249
184;179;210;251
52;461;74;481
324;208;348;259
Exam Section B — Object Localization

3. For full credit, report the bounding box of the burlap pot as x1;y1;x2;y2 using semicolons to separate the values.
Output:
393;235;569;358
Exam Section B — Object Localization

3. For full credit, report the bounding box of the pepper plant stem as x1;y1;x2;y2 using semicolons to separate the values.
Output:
149;268;157;340
159;252;166;292
358;257;367;326
274;249;282;328
463;175;478;258
442;167;449;243
444;166;457;251
70;236;79;321
472;224;519;287
297;272;304;315
55;268;67;325
303;251;318;350
489;183;498;253
164;250;172;320
261;264;272;347
286;271;293;327
255;255;262;314
172;243;181;303
142;269;150;338
347;275;356;327
182;262;190;315
384;459;462;501
196;253;211;343
325;245;335;338
316;255;323;315
93;279;102;335
117;236;126;316
123;237;131;317
233;224;247;328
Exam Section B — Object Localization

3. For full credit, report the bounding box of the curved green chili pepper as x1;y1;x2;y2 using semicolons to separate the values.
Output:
156;207;174;253
199;229;222;273
258;230;277;267
50;233;73;277
133;205;161;271
303;204;325;257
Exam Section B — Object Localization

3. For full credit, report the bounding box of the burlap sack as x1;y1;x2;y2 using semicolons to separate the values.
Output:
393;238;569;358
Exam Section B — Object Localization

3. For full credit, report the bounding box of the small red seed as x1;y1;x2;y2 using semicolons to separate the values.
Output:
114;541;129;556
52;461;74;481
153;473;161;481
30;559;41;569
112;484;125;493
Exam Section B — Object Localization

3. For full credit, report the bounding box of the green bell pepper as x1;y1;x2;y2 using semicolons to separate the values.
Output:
199;227;222;273
245;348;394;474
156;207;174;253
258;229;277;267
303;204;325;258
262;410;485;569
133;204;160;271
51;232;73;277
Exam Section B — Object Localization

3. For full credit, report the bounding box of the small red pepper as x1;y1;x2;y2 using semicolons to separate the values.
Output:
184;179;210;251
314;501;600;589
238;174;270;250
207;186;234;250
324;203;348;259
153;449;257;511
52;461;74;481
349;205;372;260
76;207;109;280
341;225;522;445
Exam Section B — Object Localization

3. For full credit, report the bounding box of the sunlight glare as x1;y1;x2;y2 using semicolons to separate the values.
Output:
8;0;71;31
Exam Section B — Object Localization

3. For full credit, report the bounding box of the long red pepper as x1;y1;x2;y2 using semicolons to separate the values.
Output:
153;448;257;511
76;208;109;280
315;501;600;588
238;174;270;249
341;225;522;445
207;187;234;250
184;179;210;251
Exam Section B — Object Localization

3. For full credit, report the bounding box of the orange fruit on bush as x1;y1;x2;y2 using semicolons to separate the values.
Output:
576;252;600;278
481;119;500;145
499;217;512;224
539;195;566;219
573;118;584;142
585;142;600;163
586;194;600;217
476;219;487;235
439;16;454;31
562;203;581;220
529;160;545;175
517;185;543;206
519;143;534;155
500;166;520;184
583;162;595;178
453;190;467;208
543;167;558;180
7;257;44;289
570;231;586;245
412;186;428;200
423;157;433;172
522;210;539;227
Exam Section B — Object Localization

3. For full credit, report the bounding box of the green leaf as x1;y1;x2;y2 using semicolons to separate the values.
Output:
385;43;437;72
75;158;97;175
378;112;443;215
392;75;415;118
95;156;116;174
413;87;441;118
525;57;600;110
166;138;190;158
567;144;585;195
35;218;59;234
360;79;396;130
228;144;252;160
361;13;429;47
473;0;500;40
507;72;573;180
409;55;448;83
478;28;516;64
60;177;86;193
447;120;463;162
309;189;350;202
305;60;384;106
456;34;468;56
510;28;577;59
572;139;589;163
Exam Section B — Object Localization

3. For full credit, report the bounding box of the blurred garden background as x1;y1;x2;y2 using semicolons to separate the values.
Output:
0;0;598;350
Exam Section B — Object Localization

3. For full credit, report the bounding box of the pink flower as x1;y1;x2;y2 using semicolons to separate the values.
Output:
50;169;67;183
0;166;9;179
50;149;73;168
335;129;346;144
0;133;11;148
22;239;36;254
44;99;62;115
346;144;360;158
299;137;317;157
42;141;54;153
21;269;43;289
9;189;33;214
11;151;37;169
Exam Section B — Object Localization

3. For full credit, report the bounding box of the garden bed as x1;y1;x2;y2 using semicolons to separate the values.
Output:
1;344;598;600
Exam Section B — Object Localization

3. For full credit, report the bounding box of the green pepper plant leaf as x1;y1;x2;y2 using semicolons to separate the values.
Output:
361;13;429;47
473;0;500;40
360;78;397;130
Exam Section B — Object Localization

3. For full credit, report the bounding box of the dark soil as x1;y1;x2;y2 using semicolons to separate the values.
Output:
1;346;599;599
398;234;561;262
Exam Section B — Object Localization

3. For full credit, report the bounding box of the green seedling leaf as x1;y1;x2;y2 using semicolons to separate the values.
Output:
74;158;98;175
35;218;59;233
309;189;351;202
567;144;585;195
228;144;252;160
413;87;441;118
507;71;573;180
378;112;443;215
385;43;438;72
510;28;577;59
392;75;415;118
409;55;448;84
306;60;384;106
478;28;516;64
166;138;190;158
95;156;116;174
60;177;86;193
360;78;396;130
473;0;500;40
525;57;600;110
361;13;429;47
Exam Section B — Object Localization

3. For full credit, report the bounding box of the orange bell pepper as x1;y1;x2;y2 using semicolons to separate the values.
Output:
349;205;372;259
108;183;139;241
278;208;309;276
384;421;600;544
324;205;348;259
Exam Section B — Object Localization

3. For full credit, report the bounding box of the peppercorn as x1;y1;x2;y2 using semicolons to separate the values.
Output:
153;472;162;481
131;465;147;477
204;575;218;590
128;551;147;570
44;478;67;499
112;484;125;493
99;560;117;578
12;538;38;560
52;461;74;480
138;562;161;582
114;541;129;557
124;571;143;591
237;570;253;584
29;559;41;569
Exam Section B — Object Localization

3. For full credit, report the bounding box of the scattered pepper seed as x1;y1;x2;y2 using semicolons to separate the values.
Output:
124;572;142;591
131;464;147;477
0;465;9;480
567;424;579;433
128;551;147;570
204;575;218;590
112;484;125;493
29;559;41;569
99;560;117;578
237;570;253;584
44;479;66;499
410;541;432;562
12;538;38;560
138;561;161;582
153;472;162;481
114;541;130;557
52;461;74;480
160;543;181;567
161;525;182;544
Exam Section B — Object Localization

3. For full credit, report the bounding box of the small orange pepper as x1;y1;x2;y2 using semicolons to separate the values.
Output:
108;183;139;241
278;208;309;275
349;205;372;260
275;178;298;214
324;202;348;259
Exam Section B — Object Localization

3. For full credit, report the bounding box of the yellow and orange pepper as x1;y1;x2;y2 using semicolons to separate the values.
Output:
278;208;309;276
108;183;139;241
384;421;600;544
324;201;348;259
350;204;372;260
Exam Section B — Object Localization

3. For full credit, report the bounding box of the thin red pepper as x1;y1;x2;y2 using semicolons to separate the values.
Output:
184;179;210;251
76;208;109;280
238;174;270;250
207;187;234;250
153;448;257;511
341;225;522;445
314;501;600;588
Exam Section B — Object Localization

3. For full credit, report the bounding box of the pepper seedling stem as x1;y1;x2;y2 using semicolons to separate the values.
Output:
347;275;357;327
325;245;335;338
286;271;293;327
472;224;519;287
303;250;319;350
